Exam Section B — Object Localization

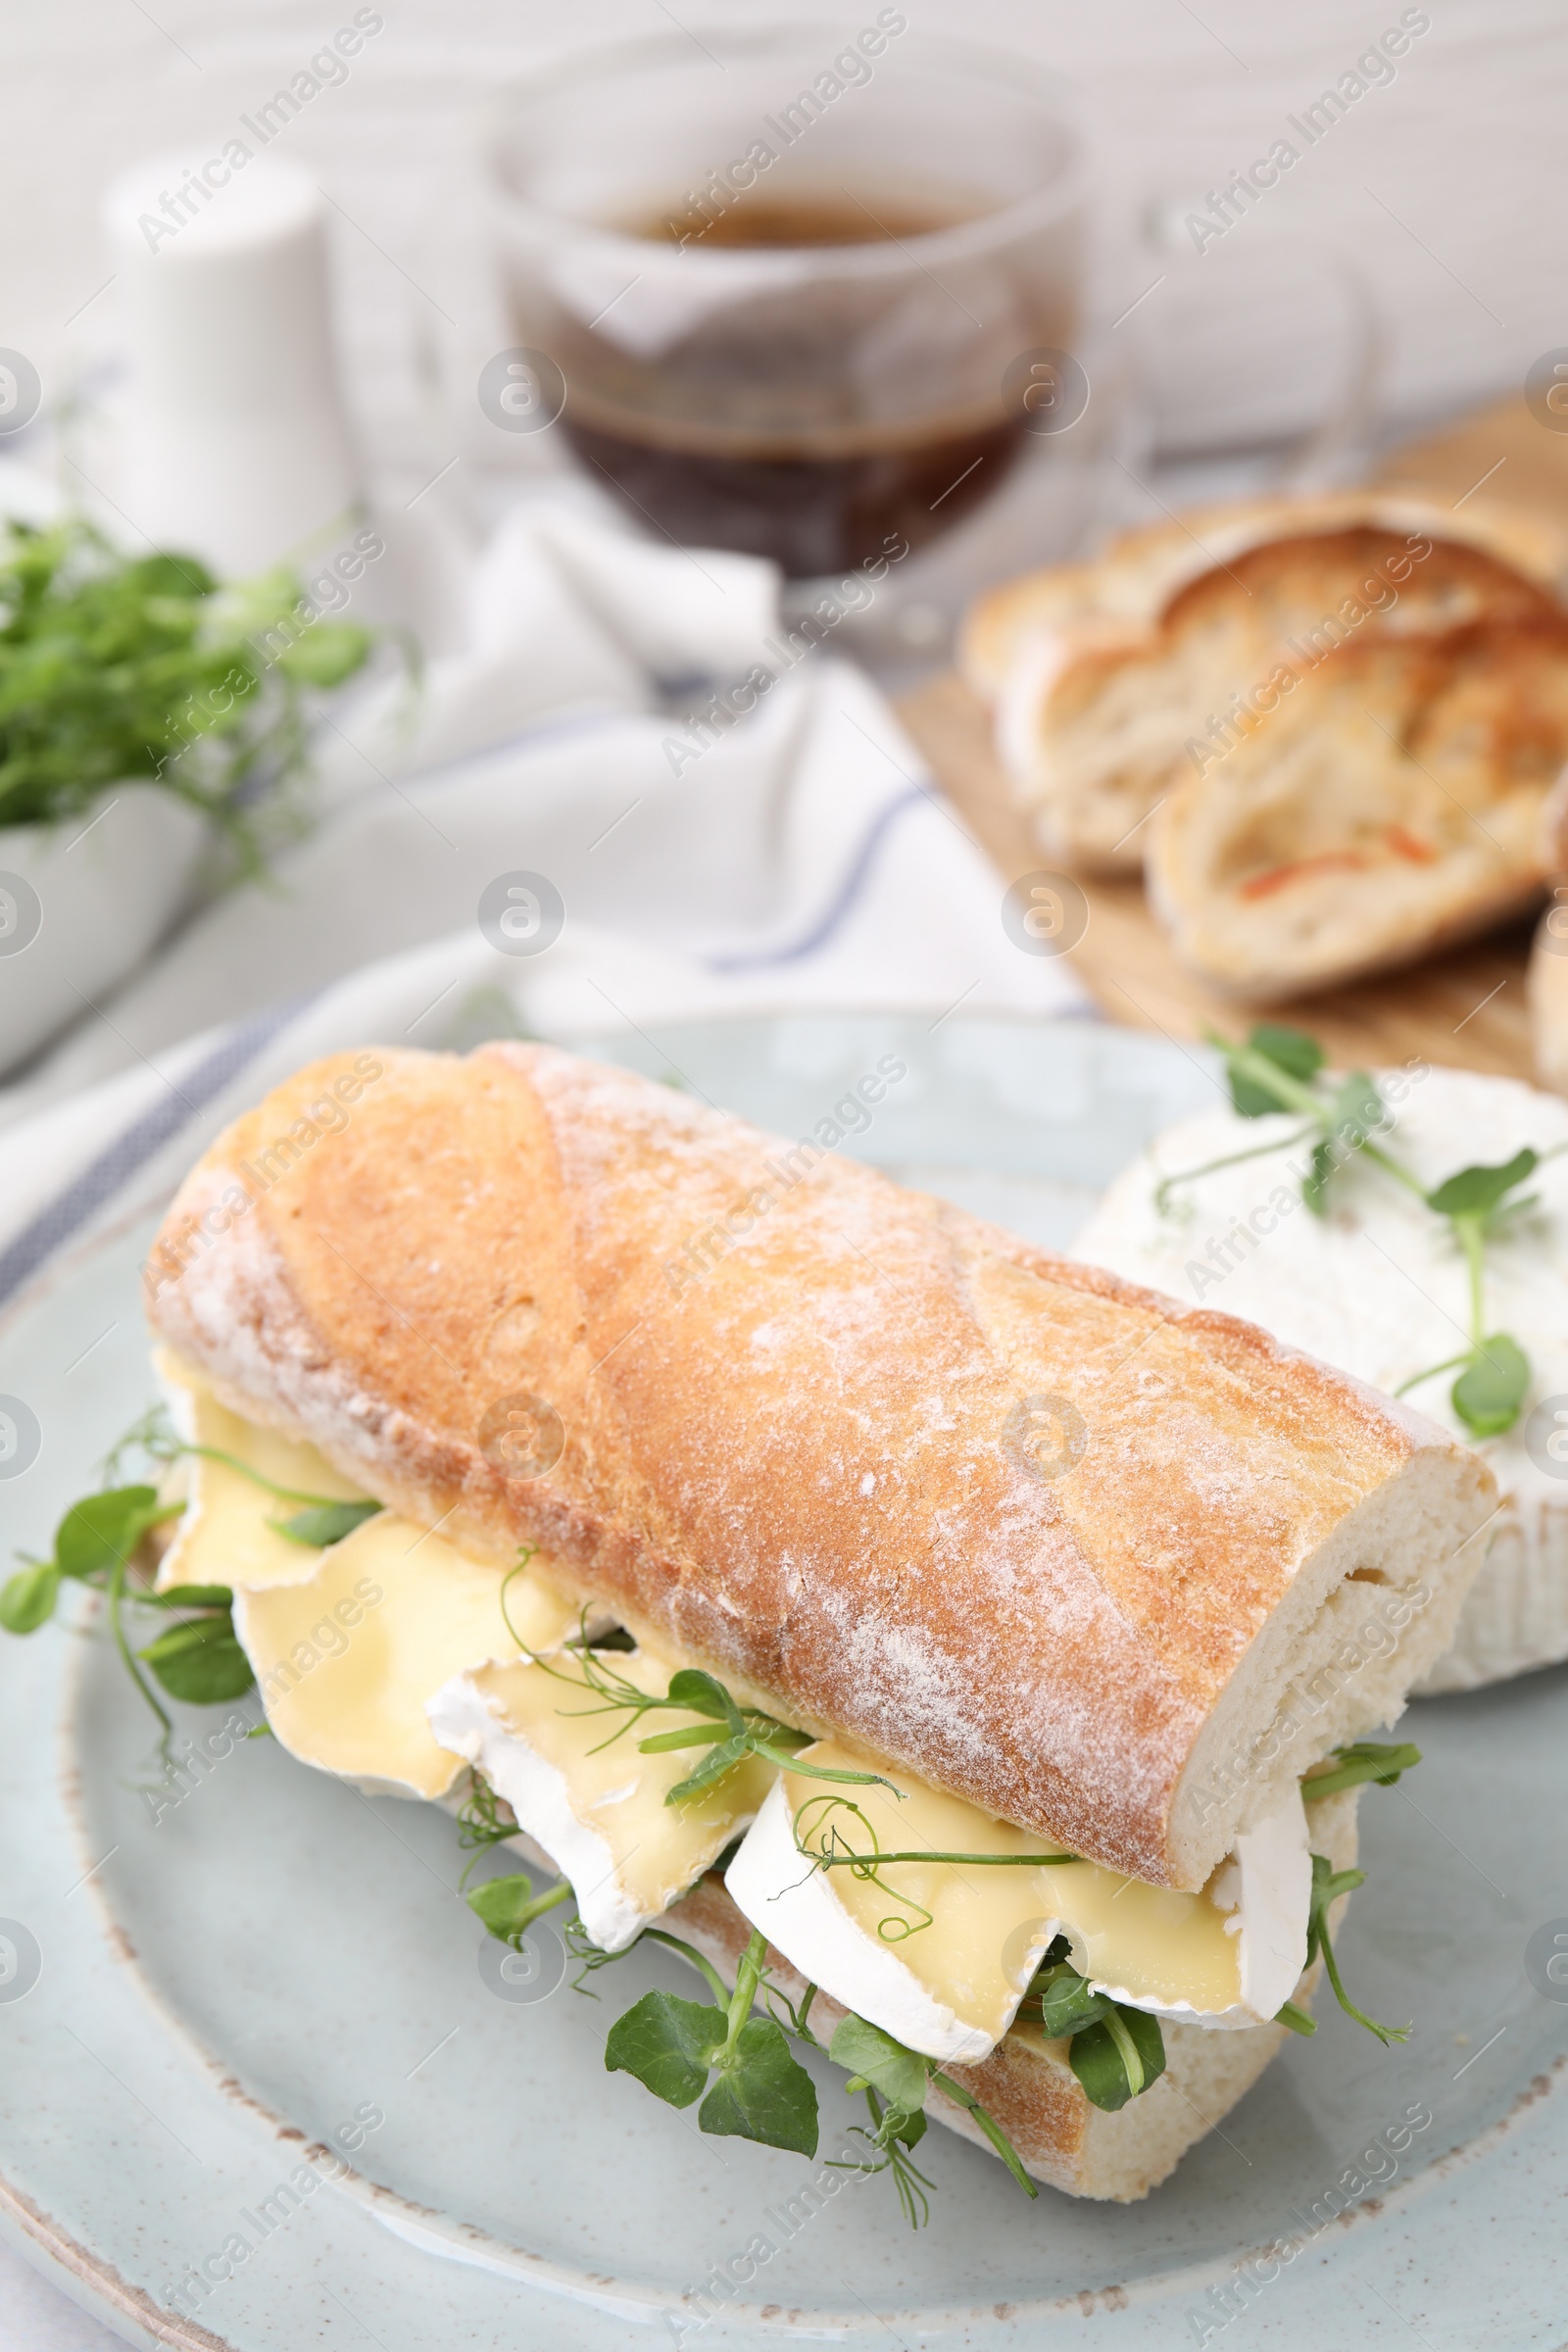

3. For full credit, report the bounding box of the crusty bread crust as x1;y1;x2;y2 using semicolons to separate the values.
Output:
665;1785;1359;2202
962;485;1568;1000
144;1047;1492;1889
960;489;1568;699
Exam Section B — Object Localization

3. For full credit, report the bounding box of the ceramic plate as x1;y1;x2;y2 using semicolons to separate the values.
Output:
2;1013;1566;2350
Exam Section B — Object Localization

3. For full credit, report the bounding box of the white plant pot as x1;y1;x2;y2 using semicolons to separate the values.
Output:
0;785;209;1076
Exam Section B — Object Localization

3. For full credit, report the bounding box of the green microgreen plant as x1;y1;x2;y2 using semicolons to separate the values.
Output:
499;1592;899;1811
1300;1740;1420;1801
825;2010;1038;2218
466;1868;574;1942
1300;1852;1410;2045
1276;1743;1422;2043
454;1768;525;1886
0;1484;245;1753
0;1410;383;1754
790;1792;1079;1943
1155;1023;1564;1438
1014;1936;1168;2112
270;1498;381;1546
461;1838;1037;2229
0;515;378;870
605;1925;821;2157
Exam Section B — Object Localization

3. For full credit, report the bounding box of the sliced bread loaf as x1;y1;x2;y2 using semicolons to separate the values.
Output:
962;491;1568;875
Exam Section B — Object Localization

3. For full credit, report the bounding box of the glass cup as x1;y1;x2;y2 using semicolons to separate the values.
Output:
481;24;1085;578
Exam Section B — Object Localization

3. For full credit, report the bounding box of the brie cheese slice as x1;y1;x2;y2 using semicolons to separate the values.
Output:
154;1349;368;1592
234;1513;576;1800
426;1649;776;1952
725;1744;1310;2063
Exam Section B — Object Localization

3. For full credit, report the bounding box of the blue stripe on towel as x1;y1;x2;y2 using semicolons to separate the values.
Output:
703;785;926;974
0;993;316;1312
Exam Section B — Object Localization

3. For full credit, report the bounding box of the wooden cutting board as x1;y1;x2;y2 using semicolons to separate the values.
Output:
895;395;1568;1080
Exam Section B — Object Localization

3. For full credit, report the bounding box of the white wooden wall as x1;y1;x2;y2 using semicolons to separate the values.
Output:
3;0;1563;490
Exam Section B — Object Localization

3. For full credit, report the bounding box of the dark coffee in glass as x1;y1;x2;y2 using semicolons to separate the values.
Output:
488;30;1083;578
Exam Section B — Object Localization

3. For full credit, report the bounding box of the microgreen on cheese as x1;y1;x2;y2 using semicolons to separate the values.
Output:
1154;1023;1567;1438
269;1498;381;1546
500;1592;898;1809
790;1792;1078;1944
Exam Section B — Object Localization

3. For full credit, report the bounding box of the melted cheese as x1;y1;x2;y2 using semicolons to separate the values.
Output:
725;1744;1309;2062
233;1513;577;1800
155;1350;367;1592
425;1650;776;1951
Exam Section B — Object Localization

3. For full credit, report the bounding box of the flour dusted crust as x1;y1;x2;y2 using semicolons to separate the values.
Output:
145;1046;1493;1891
667;1786;1359;2203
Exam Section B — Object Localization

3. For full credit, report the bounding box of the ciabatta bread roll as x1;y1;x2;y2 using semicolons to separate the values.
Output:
145;1044;1494;1894
1146;619;1568;999
962;490;1568;876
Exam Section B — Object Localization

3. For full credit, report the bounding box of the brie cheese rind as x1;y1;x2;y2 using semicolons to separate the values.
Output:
154;1348;366;1593
425;1652;776;1952
1071;1069;1568;1691
234;1515;576;1800
724;1747;1312;2064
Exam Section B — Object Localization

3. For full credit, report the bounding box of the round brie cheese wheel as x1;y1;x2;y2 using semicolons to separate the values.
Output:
1074;1065;1568;1692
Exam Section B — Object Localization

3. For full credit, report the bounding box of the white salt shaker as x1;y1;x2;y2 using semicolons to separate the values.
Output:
102;153;362;578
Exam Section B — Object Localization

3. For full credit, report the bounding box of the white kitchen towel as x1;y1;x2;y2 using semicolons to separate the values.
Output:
0;502;1091;1304
1;502;1086;1127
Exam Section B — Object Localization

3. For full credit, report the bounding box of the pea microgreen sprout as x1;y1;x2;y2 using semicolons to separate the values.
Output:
1395;1145;1568;1436
486;1883;1040;2227
0;1406;383;1755
0;514;379;874
498;1580;900;1810
466;1867;574;1942
1275;1743;1423;2041
0;1483;249;1757
1013;1936;1167;2112
1157;1022;1566;1438
1300;1853;1410;2046
455;1768;526;1886
791;1792;1081;1944
1300;1740;1420;1801
103;1397;384;1543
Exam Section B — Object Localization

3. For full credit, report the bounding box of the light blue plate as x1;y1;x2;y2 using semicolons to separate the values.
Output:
1;1014;1566;2349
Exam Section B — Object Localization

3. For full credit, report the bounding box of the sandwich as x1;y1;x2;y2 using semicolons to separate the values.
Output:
5;1043;1495;2212
1075;1024;1565;1691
